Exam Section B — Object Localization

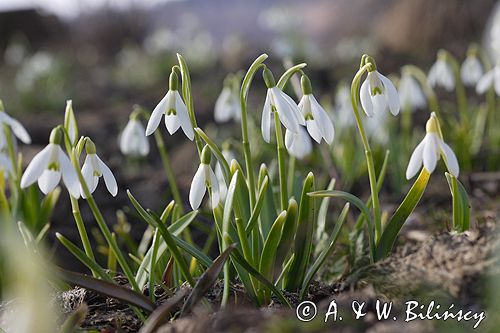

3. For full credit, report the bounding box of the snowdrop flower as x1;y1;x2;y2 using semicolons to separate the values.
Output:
399;71;427;111
145;71;194;140
360;68;400;117
428;53;455;91
214;76;241;123
476;64;500;96
80;139;118;198
406;112;459;179
20;127;80;198
460;52;484;87
64;100;78;146
189;146;220;210
334;82;355;129
285;127;312;159
120;113;150;157
214;148;236;202
298;75;334;144
0;100;31;146
261;68;305;143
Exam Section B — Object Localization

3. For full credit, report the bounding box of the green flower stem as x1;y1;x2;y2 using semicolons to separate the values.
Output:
69;150;140;292
70;196;97;277
239;54;268;207
153;131;183;215
3;125;18;182
273;111;288;211
174;55;203;155
287;156;296;196
350;62;382;243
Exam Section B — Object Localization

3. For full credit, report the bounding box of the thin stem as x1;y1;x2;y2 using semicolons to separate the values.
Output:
287;156;296;196
239;54;268;207
70;196;97;277
70;150;140;292
153;131;183;214
350;63;382;243
273;111;288;211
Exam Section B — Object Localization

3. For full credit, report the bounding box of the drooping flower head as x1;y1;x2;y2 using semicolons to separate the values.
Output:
406;112;459;179
298;75;334;145
0;99;31;148
20;127;80;198
189;145;220;210
120;111;150;157
214;74;241;123
476;64;500;96
146;71;194;140
80;138;118;198
359;61;400;117
428;50;455;91
261;67;305;143
398;70;427;111
460;45;484;87
285;127;312;159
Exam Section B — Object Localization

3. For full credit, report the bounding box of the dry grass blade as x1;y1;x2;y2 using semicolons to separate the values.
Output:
180;244;236;316
138;290;188;333
55;268;156;313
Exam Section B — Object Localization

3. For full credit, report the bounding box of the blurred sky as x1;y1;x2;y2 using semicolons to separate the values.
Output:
0;0;176;19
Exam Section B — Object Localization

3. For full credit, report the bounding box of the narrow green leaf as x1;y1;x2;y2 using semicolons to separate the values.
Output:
275;198;298;271
445;173;471;232
230;160;251;222
39;187;61;229
245;175;269;236
181;244;236;316
55;268;155;313
128;190;195;286
300;203;349;300
375;168;430;261
56;232;112;282
309;189;374;260
224;234;291;308
286;173;315;291
257;164;277;238
315;178;336;252
259;211;287;281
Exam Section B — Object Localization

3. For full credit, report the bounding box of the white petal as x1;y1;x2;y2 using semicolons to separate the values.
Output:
271;88;301;133
422;134;438;174
214;87;232;123
441;62;456;91
360;79;374;117
406;140;425;179
189;165;207;210
175;91;195;141
371;94;387;116
476;69;495;94
310;95;334;144
81;157;98;198
145;93;168;136
58;146;80;198
427;62;439;87
209;167;220;208
438;140;459;177
281;90;305;126
38;169;61;194
379;73;400;116
96;155;118;196
3;115;31;144
164;112;180;135
20;144;53;188
306;119;322;143
261;90;273;143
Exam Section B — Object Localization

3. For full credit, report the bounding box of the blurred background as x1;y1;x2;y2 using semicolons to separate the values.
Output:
0;0;497;270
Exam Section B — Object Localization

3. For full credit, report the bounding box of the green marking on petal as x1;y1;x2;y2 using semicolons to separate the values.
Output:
371;86;383;96
167;108;177;116
48;162;60;171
